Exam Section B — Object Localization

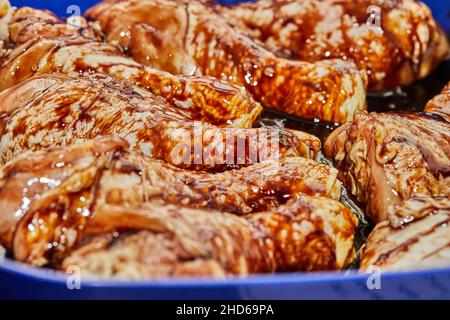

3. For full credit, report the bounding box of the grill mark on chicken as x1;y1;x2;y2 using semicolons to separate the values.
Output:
422;241;450;260
373;217;450;267
215;0;450;91
85;0;367;123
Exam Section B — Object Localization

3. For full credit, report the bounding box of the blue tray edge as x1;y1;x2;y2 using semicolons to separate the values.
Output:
2;258;450;299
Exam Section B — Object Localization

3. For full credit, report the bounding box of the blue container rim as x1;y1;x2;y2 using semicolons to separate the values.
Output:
3;0;450;299
2;257;450;288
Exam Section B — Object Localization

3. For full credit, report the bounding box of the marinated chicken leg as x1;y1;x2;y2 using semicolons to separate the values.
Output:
86;0;367;123
0;137;356;274
0;74;319;169
0;6;262;127
0;135;340;248
0;0;11;42
361;197;450;272
325;111;449;223
215;0;450;91
61;196;356;278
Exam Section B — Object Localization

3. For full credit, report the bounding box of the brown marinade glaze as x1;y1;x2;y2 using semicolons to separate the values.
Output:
424;82;450;121
6;6;100;44
324;108;449;224
216;0;450;91
361;197;450;271
0;0;448;276
1;7;263;128
85;0;367;123
0;73;320;171
62;197;356;275
0;137;356;275
60;195;356;277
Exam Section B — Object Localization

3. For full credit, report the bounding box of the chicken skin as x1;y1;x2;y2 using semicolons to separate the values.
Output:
86;0;367;123
215;0;450;91
325;110;449;223
0;137;356;276
0;6;263;128
60;196;357;278
0;135;340;249
0;74;320;170
361;196;450;272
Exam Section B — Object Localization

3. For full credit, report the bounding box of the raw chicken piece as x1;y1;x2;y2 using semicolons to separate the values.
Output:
86;0;367;123
361;197;450;272
0;136;341;255
0;74;320;169
215;0;450;91
325;111;449;223
0;6;263;128
59;197;356;277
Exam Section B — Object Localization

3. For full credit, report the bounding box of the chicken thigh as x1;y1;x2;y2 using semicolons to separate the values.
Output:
215;0;450;91
86;0;367;123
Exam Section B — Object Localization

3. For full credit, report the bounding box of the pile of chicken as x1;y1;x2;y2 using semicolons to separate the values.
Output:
0;0;448;279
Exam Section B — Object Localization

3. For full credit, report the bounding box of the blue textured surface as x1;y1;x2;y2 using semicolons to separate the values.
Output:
1;0;450;300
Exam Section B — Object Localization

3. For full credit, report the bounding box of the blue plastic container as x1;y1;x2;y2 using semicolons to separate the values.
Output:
1;0;449;300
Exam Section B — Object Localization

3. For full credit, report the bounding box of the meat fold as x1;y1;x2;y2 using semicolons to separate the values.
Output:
215;0;450;91
58;196;357;278
8;189;357;277
0;74;320;169
425;82;450;122
325;110;449;223
0;6;263;128
86;0;367;123
360;196;450;272
0;136;343;262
